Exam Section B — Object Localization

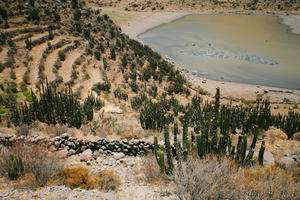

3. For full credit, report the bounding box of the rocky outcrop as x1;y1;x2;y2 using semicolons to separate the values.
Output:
0;133;153;157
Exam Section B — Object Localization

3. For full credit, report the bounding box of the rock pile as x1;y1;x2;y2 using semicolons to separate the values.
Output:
0;133;153;157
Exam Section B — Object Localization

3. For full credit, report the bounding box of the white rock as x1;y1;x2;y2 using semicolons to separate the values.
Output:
253;151;275;166
113;152;125;160
279;156;296;169
107;158;117;166
57;149;68;158
80;149;93;162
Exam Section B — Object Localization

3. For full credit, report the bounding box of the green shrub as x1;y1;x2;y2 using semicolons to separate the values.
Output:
58;51;66;61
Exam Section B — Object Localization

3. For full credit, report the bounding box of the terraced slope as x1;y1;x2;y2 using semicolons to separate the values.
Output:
0;0;191;115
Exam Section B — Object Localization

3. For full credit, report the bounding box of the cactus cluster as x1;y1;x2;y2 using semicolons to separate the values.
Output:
152;88;280;174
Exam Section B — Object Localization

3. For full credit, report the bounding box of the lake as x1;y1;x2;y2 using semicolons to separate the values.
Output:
139;14;300;90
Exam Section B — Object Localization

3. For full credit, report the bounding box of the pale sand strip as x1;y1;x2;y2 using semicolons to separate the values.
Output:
279;15;300;34
120;12;190;40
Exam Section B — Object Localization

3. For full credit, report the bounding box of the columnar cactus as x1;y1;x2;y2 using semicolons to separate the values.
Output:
164;126;173;174
241;134;248;163
196;133;202;157
258;140;265;165
156;150;165;174
250;125;258;150
154;134;159;161
173;122;178;144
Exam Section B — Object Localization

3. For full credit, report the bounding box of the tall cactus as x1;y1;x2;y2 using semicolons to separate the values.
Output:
258;140;265;165
156;150;165;174
196;133;203;158
173;122;178;144
164;126;173;174
250;125;258;150
154;134;159;161
182;122;188;159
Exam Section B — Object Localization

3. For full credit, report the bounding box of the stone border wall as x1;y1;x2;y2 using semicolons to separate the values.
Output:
0;134;154;157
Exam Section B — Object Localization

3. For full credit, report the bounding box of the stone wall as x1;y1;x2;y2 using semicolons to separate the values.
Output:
0;133;154;157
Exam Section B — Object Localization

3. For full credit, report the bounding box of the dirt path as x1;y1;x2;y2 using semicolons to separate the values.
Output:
28;36;67;85
73;60;103;99
58;48;83;83
0;48;8;64
15;32;49;47
14;66;27;84
43;39;71;82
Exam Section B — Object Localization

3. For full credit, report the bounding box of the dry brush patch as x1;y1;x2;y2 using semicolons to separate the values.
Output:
0;142;63;188
171;156;300;200
57;166;121;191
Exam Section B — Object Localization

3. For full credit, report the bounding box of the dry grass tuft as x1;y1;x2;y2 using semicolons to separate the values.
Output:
234;166;300;199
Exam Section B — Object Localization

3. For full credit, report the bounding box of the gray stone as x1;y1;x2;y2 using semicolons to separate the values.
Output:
279;156;296;169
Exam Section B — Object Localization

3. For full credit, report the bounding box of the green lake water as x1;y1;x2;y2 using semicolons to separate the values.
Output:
139;14;300;90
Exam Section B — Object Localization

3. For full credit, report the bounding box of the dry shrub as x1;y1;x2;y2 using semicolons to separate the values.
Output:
172;156;300;200
139;155;162;183
97;170;121;191
173;156;238;200
120;133;143;140
57;167;97;190
234;166;300;200
57;167;121;191
0;142;63;188
16;124;31;136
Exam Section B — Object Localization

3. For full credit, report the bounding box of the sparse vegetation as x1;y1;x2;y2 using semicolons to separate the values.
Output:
0;142;63;188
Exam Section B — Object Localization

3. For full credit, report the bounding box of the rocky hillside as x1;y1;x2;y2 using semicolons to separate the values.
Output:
0;0;193;131
90;0;300;12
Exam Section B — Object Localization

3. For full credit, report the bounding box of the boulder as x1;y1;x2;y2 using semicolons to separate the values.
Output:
106;158;117;166
113;152;125;160
67;149;76;156
278;156;296;169
57;149;68;158
80;149;93;162
253;151;275;166
267;129;288;140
